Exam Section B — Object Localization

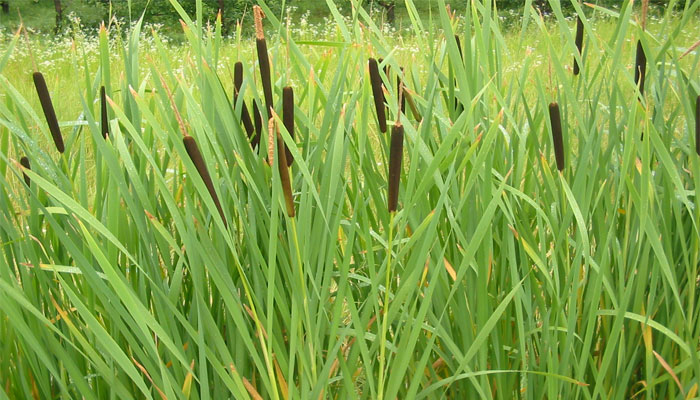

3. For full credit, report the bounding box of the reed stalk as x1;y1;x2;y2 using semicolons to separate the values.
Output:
549;102;565;172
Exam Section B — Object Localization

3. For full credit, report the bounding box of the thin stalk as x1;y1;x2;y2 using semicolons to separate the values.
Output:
378;212;395;400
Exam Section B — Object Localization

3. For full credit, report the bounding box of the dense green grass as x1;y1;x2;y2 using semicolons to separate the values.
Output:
1;0;700;398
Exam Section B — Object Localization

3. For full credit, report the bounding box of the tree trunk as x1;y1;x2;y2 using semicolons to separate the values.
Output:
54;0;63;34
1;2;9;14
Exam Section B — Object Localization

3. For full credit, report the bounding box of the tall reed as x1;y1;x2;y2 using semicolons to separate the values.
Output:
254;6;274;114
276;125;295;218
33;72;64;153
696;95;700;156
234;61;255;138
388;123;404;212
369;58;387;133
183;135;227;226
19;156;31;187
282;86;295;166
100;86;109;139
549;102;565;172
574;16;584;75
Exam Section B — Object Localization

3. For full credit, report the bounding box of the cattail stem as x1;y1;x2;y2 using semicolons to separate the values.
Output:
405;90;422;121
183;135;227;227
695;95;700;156
20;156;31;187
282;86;295;166
369;58;387;133
388;123;404;212
234;61;255;137
100;86;109;139
634;40;647;98
276;129;295;218
33;72;64;153
254;6;273;114
549;102;565;172
573;16;584;75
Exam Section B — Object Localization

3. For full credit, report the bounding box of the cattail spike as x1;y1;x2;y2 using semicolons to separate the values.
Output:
276;129;295;218
282;86;295;166
252;101;262;149
33;72;64;153
695;95;700;156
455;34;463;60
253;6;273;114
397;68;405;116
369;58;387;133
100;86;109;139
183;135;227;226
233;62;254;137
573;16;584;75
634;40;647;98
388;123;404;213
549;102;565;172
20;156;31;187
234;61;244;93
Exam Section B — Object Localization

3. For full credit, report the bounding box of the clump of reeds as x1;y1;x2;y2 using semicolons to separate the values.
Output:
19;156;31;187
234;61;255;138
369;58;387;133
388;123;404;212
573;16;584;75
183;136;227;226
282;86;295;166
696;95;700;156
275;122;295;217
254;6;273;114
33;72;64;153
100;86;109;139
549;102;565;172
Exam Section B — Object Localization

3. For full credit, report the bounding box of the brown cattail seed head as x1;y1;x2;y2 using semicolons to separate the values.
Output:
33;72;64;153
100;86;109;139
549;102;565;172
233;62;254;137
634;40;647;98
695;95;700;156
573;16;584;76
256;38;273;114
368;58;387;133
234;61;244;94
20;156;31;187
252;101;262;149
183;135;227;226
276;130;295;218
282;86;295;166
388;123;404;213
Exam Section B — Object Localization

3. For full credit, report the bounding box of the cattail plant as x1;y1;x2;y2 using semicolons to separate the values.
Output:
282;86;295;166
252;100;262;149
388;123;404;212
254;6;273;114
549;102;565;172
100;86;109;139
696;95;700;156
276;125;295;218
397;68;405;115
33;72;64;153
634;41;647;97
369;58;387;133
183;135;227;226
19;156;31;187
573;16;584;75
234;61;255;138
635;0;648;98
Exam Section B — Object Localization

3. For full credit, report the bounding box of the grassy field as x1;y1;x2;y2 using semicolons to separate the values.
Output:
1;0;700;399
